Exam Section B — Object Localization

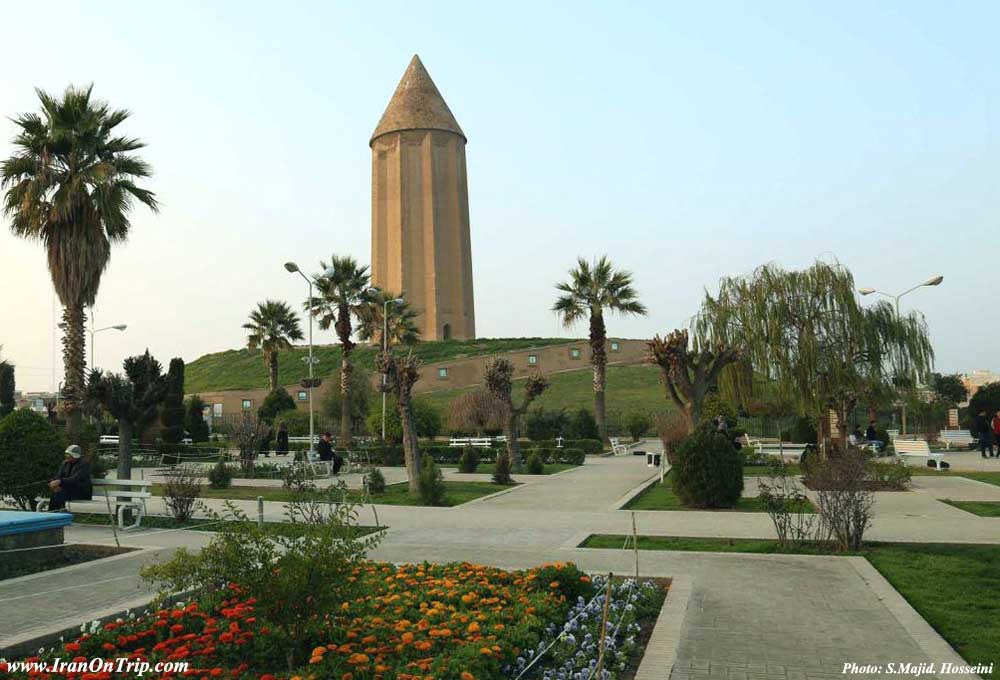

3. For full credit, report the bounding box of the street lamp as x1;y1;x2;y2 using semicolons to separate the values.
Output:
859;275;944;434
88;309;127;369
286;261;336;455
371;289;404;440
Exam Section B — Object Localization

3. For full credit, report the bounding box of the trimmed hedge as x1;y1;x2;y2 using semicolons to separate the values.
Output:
356;444;585;466
523;438;604;455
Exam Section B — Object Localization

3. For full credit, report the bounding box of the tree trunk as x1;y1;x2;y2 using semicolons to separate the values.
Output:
589;313;608;442
267;352;278;392
340;355;352;448
117;421;134;480
398;393;421;493
505;411;521;468
62;304;87;440
816;413;832;459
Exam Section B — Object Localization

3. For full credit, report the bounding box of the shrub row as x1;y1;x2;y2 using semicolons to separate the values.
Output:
356;444;585;466
523;438;604;455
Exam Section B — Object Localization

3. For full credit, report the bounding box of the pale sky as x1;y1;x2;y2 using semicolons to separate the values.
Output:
1;1;997;392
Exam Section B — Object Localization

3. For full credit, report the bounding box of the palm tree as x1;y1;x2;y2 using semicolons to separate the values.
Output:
243;300;303;392
356;287;420;348
307;255;371;447
2;85;158;435
553;256;646;441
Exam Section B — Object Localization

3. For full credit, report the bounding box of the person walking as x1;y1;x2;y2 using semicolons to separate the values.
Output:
974;411;993;459
991;412;1000;459
275;422;290;456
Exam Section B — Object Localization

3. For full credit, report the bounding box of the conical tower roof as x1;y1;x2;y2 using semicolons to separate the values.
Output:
371;55;465;145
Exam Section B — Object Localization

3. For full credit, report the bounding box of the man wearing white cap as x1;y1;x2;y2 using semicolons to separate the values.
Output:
47;445;93;511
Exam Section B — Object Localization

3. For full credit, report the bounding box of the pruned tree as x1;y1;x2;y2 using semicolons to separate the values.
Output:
447;389;504;436
376;351;422;492
646;329;741;431
484;357;548;467
88;350;166;480
219;410;266;471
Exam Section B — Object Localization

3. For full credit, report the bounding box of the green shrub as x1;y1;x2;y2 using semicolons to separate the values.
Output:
626;412;651;441
161;465;202;522
493;451;513;485
525;408;569;441
458;446;480;473
258;388;296;424
526;452;544;475
780;416;818;445
0;409;64;510
533;562;595;602
418;456;446;506
208;457;233;489
185;395;211;443
699;394;737;428
366;467;387;494
367;397;442;444
160;358;187;445
568;409;599;440
671;424;744;508
866;458;912;491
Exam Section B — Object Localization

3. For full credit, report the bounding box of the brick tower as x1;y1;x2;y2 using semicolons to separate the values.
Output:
370;55;476;341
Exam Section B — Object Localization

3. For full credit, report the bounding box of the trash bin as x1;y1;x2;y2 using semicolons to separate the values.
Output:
646;452;661;468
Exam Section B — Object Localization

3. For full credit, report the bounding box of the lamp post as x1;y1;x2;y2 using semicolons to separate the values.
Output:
859;275;943;434
373;291;404;440
285;262;317;454
88;309;127;369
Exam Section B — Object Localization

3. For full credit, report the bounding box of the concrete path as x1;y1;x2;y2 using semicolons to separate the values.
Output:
2;446;991;677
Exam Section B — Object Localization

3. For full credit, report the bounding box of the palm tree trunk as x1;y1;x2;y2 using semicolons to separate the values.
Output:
398;392;421;493
267;352;278;392
62;304;87;439
340;355;352;448
506;410;522;468
589;313;608;441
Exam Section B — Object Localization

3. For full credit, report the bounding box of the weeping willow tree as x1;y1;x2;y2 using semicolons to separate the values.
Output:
695;260;934;455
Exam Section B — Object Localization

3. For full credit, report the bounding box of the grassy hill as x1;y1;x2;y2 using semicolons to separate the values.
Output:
185;338;575;394
421;364;670;422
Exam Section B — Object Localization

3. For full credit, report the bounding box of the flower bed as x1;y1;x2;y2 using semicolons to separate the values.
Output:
1;562;664;679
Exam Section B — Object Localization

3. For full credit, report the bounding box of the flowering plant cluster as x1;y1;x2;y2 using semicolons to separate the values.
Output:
0;562;663;680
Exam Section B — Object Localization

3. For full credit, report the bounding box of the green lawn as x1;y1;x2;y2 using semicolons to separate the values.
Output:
624;478;815;513
152;481;511;507
186;338;574;393
940;500;1000;517
70;512;383;537
743;464;803;476
581;535;999;677
439;463;578;475
421;364;668;420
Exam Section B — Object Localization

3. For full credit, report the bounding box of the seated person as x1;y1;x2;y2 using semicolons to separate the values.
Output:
317;432;334;461
332;451;344;475
864;420;883;453
47;445;93;510
848;426;864;447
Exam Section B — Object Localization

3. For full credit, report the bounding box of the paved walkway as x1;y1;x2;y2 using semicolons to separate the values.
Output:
2;446;992;677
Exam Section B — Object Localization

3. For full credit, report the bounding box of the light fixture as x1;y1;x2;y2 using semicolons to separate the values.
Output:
924;275;944;286
858;288;875;295
283;262;299;273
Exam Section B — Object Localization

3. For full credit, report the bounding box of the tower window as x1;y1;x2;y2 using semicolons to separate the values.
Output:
528;354;538;366
570;348;582;359
241;399;252;410
610;341;620;352
298;391;308;401
438;367;449;379
442;323;452;340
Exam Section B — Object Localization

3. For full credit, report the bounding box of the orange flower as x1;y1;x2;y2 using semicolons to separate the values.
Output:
309;655;324;664
479;647;493;656
461;673;475;680
467;622;480;633
401;632;415;643
341;675;353;680
550;581;560;589
311;646;327;657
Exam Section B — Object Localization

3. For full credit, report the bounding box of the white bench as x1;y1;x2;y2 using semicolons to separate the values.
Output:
938;430;976;450
887;429;900;441
37;477;153;529
893;439;949;470
450;437;494;448
609;437;629;456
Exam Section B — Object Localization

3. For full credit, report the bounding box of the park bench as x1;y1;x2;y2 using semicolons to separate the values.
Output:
938;429;976;450
887;429;900;441
609;437;629;456
744;434;809;460
893;439;949;470
449;437;495;448
37;477;153;529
